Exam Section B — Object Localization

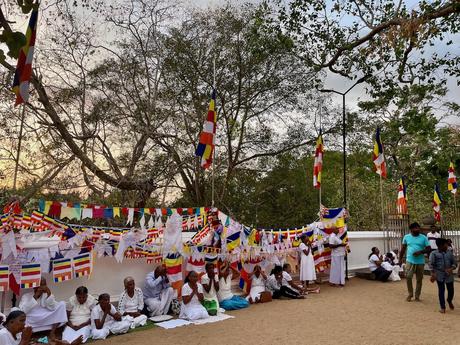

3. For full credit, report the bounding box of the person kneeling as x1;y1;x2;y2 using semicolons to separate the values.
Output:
91;294;130;340
246;265;271;304
218;262;249;310
18;278;68;334
179;271;208;321
63;286;95;343
118;277;147;329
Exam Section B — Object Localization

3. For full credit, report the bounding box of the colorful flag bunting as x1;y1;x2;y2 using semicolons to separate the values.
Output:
448;162;457;195
195;88;217;169
164;253;183;296
396;177;408;214
53;258;72;283
372;127;387;178
73;253;92;278
0;266;9;292
12;6;39;105
433;184;442;222
20;263;41;289
313;130;323;189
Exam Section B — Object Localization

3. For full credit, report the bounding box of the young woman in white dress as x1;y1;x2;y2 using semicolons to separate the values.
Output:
180;271;209;321
246;265;268;304
299;235;318;291
0;311;32;345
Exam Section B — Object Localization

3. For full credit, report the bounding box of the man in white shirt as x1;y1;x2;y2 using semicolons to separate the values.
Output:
18;277;68;333
427;226;440;250
328;227;347;286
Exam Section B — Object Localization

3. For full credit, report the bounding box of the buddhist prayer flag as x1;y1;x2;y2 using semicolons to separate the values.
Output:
20;263;41;289
433;184;442;222
396;177;408;214
226;231;241;251
313;131;324;189
195;88;217;169
372;127;387;178
53;258;72;283
164;253;183;296
73;253;92;278
448;162;458;195
12;6;39;105
0;266;9;292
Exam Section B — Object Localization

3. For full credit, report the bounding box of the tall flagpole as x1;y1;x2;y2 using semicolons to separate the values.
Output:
13;105;26;190
211;58;216;208
319;101;322;212
379;172;386;251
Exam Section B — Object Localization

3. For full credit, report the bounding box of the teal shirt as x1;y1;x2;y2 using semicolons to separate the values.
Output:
402;234;430;264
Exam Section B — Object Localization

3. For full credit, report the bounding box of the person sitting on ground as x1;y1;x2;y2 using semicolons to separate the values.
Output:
201;263;220;316
179;271;209;321
282;264;306;294
266;265;304;299
91;293;131;340
143;266;174;317
118;277;147;329
63;286;96;344
430;238;457;314
381;253;402;282
368;247;392;282
217;261;249;310
18;277;68;334
0;310;33;345
246;265;270;304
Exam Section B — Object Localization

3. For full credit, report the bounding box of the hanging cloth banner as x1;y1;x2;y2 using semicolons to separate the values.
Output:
0;265;9;291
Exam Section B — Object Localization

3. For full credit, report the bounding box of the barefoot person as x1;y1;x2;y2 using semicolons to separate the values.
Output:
399;222;431;302
201;263;220;316
180;271;209;321
143;266;174;317
368;247;391;282
91;294;131;340
118;277;147;329
0;311;33;345
62;286;96;343
429;238;457;313
329;227;347;287
18;277;68;333
246;265;268;304
299;234;317;290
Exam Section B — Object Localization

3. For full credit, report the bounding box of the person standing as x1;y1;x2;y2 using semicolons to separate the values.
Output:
399;222;431;302
429;238;457;313
299;235;317;289
427;225;441;250
329;227;347;287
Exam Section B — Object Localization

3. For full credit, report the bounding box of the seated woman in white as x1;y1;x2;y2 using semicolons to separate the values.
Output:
381;253;402;282
18;277;68;333
62;286;96;343
117;277;147;329
0;310;32;345
201;263;220;316
246;265;268;304
180;271;209;321
218;262;249;310
91;294;131;340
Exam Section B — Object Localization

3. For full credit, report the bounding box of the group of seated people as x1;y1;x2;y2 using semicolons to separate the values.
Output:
0;261;313;344
368;247;402;282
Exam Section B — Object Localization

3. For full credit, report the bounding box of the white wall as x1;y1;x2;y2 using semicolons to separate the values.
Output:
1;231;389;312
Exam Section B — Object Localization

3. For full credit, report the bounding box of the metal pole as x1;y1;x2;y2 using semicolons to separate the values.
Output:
342;94;347;208
211;58;216;208
13;105;26;190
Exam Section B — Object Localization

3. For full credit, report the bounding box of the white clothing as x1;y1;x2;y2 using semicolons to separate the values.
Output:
427;232;440;249
118;287;144;314
217;274;233;302
91;304;130;340
144;287;174;316
66;294;96;326
179;283;208;321
246;274;266;301
299;243;316;281
0;328;21;345
62;325;91;343
381;262;401;282
390;251;399;265
368;254;380;272
201;273;219;308
329;255;345;285
19;292;68;332
329;233;346;256
281;271;293;287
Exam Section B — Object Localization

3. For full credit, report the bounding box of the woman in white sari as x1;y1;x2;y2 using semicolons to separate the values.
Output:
62;286;96;343
180;271;208;321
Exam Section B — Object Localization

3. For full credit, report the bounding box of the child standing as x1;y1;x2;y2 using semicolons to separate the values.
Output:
299;235;317;290
429;238;457;313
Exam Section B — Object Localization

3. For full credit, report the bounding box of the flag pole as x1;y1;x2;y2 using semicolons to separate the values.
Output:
13;104;26;190
379;172;386;251
319;101;322;212
211;58;216;208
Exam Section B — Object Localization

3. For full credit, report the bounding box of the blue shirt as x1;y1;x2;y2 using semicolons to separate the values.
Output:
402;233;429;264
142;272;170;299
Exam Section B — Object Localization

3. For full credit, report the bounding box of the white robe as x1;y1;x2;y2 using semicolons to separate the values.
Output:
381;262;401;282
299;243;316;282
179;283;208;321
62;294;96;343
0;328;21;345
246;275;266;301
91;304;131;340
19;292;68;332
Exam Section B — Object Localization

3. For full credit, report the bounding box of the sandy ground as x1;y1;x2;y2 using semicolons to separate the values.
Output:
98;278;460;345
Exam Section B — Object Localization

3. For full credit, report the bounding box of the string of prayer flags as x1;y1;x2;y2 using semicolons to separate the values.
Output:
20;263;41;289
53;258;72;283
0;266;9;291
73;253;92;278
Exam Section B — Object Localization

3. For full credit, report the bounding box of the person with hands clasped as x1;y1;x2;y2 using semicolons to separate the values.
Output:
399;222;431;302
143;265;175;317
429;238;457;313
180;271;209;321
91;293;130;340
201;263;220;315
0;311;33;345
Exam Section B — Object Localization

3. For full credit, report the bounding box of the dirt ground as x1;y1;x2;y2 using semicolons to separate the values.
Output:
99;278;460;345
